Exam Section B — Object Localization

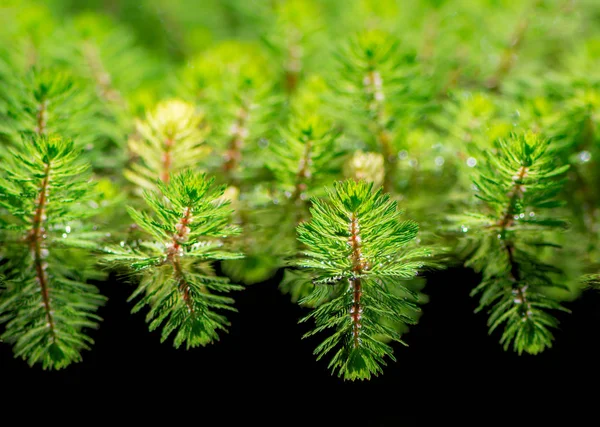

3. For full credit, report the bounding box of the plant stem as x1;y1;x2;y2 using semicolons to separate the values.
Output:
35;98;47;135
498;165;531;318
161;138;174;183
284;31;302;95
348;213;365;348
167;206;195;313
223;104;250;184
486;16;529;92
28;162;56;340
291;137;313;202
82;41;124;104
364;69;395;191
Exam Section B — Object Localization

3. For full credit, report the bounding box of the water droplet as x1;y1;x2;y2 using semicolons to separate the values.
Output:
514;215;519;220
578;150;591;163
461;225;469;233
65;225;71;233
398;150;408;160
529;211;535;217
519;213;525;218
466;157;477;167
120;241;125;247
62;233;67;238
434;156;445;167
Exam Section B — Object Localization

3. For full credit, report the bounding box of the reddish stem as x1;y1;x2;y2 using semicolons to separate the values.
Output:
83;41;124;104
291;138;313;202
223;106;249;178
348;213;366;348
36;99;47;135
285;38;302;94
28;162;56;339
364;69;394;191
497;165;531;316
167;207;195;313
161;138;174;183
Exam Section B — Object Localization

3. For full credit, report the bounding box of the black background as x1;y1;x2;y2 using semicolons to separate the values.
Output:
2;266;599;422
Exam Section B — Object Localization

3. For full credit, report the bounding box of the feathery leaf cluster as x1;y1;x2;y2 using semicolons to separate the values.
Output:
104;171;242;349
125;99;208;191
0;135;105;369
269;114;342;204
457;132;570;354
2;0;600;376
297;180;432;380
331;30;411;191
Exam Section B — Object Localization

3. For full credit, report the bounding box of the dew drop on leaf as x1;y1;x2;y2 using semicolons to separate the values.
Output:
578;150;591;163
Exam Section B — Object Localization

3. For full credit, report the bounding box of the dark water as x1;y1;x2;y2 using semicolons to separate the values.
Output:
2;266;598;422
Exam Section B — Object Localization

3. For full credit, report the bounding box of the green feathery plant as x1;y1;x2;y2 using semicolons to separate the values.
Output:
125;99;208;192
0;38;130;173
456;132;570;355
269;114;342;218
0;135;106;369
269;113;343;302
296;180;433;380
179;41;284;285
549;89;600;275
331;30;417;192
104;171;242;349
261;0;325;95
1;67;99;149
3;0;600;378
